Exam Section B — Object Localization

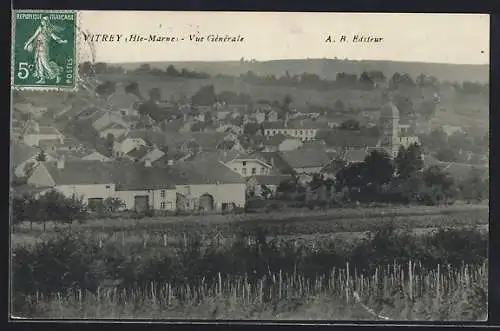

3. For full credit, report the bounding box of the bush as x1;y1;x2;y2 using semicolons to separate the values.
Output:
12;226;487;298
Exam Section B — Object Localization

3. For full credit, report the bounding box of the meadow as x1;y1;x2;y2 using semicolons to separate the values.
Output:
11;205;489;320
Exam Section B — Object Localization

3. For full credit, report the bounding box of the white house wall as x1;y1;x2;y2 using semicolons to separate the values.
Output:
53;184;116;202
176;183;246;210
225;160;271;177
115;189;176;211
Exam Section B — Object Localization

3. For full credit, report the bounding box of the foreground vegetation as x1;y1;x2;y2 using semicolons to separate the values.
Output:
12;224;488;320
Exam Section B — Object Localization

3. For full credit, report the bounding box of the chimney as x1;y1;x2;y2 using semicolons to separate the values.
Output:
168;159;174;166
145;159;152;167
57;156;65;169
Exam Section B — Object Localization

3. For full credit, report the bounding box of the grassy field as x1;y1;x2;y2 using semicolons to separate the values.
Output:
11;204;489;320
11;204;489;249
16;261;488;320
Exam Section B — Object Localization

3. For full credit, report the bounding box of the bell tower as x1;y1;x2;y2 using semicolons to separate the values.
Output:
378;92;400;158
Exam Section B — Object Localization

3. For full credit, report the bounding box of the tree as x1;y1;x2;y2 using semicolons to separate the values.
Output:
36;150;47;162
191;85;217;106
138;63;151;72
458;168;488;203
104;133;114;157
166;64;179;77
260;185;273;199
395;143;424;179
340;119;361;130
334;99;345;112
359;71;374;89
435;148;458;162
281;94;293;118
421;165;456;205
78;61;94;76
418;100;437;119
125;81;144;100
363;150;394;195
149;87;161;102
95;81;116;98
102;197;126;214
93;62;108;74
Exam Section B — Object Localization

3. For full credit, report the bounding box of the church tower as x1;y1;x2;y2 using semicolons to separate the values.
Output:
378;93;400;158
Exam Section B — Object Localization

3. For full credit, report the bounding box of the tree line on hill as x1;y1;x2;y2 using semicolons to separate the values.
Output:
79;62;211;79
272;144;488;207
79;61;488;95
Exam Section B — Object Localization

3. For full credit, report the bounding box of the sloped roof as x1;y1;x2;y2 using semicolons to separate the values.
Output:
345;149;370;163
44;160;116;185
317;130;380;149
141;148;165;163
170;159;246;184
127;147;149;160
112;162;176;190
43;160;178;189
163;132;227;151
380;102;400;119
107;91;141;109
251;174;292;186
121;129;166;147
280;149;332;169
92;112;129;131
10;140;40;167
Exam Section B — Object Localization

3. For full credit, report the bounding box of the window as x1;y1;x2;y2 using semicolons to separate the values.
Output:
105;185;111;189
160;190;166;198
242;168;247;175
252;167;256;175
160;202;166;209
242;161;247;166
300;130;303;135
261;167;265;174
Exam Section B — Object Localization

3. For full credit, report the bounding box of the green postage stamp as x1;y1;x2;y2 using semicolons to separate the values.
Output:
12;10;77;90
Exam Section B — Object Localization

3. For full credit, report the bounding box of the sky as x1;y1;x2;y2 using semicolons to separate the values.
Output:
76;11;489;65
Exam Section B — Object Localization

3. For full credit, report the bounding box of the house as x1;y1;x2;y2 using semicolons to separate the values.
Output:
14;102;48;118
262;134;304;152
27;160;118;205
107;90;142;117
140;147;166;164
442;124;465;136
216;123;244;136
223;153;273;177
22;120;65;147
113;135;149;157
170;159;247;212
125;146;150;162
316;129;380;152
113;162;177;212
263;119;328;142
267;109;279;122
92;112;130;139
10;140;44;178
280;148;332;174
26;159;177;212
82;151;112;162
246;174;292;198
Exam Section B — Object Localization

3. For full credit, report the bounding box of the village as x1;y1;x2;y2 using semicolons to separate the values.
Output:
10;71;489;216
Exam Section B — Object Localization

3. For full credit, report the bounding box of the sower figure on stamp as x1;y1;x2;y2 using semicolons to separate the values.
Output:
23;16;68;84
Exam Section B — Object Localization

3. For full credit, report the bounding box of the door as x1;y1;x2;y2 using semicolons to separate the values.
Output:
199;194;214;212
134;195;150;212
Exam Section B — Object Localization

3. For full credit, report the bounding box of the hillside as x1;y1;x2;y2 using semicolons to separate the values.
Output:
116;59;489;84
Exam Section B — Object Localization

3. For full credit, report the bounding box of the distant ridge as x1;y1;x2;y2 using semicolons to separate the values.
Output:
115;58;489;84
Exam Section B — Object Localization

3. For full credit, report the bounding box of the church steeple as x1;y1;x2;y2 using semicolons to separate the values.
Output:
378;94;400;158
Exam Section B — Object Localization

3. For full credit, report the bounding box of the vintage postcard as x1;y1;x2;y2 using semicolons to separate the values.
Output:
10;11;489;322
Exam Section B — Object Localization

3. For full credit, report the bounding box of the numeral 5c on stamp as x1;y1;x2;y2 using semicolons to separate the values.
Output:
12;10;77;90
